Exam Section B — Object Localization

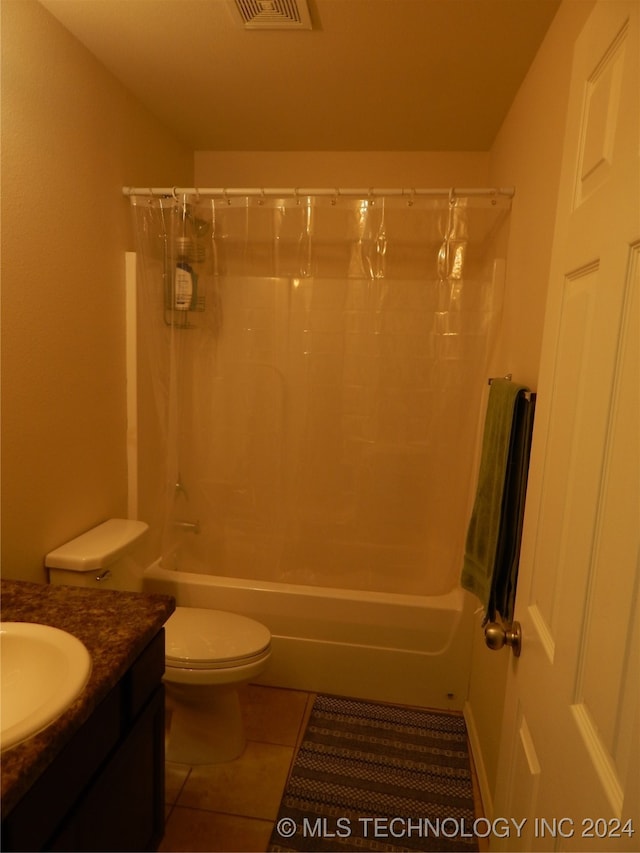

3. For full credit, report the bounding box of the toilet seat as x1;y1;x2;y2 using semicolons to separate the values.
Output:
165;606;271;671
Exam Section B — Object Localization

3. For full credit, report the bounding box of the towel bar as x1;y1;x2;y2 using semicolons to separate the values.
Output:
487;375;535;403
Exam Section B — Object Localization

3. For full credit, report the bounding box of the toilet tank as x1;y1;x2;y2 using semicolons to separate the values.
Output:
46;519;149;592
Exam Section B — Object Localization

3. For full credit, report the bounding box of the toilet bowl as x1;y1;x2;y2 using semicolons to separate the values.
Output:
45;519;272;765
163;606;271;764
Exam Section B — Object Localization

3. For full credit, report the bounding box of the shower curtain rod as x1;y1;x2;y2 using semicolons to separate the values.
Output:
122;186;515;200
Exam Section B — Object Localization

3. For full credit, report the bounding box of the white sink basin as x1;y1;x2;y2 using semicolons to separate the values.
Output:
0;622;92;752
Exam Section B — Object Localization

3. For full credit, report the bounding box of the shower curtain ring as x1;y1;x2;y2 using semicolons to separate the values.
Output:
223;188;231;205
172;186;179;201
449;187;456;206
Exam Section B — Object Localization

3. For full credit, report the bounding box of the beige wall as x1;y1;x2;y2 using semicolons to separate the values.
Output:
465;0;596;815
195;150;489;188
0;0;192;583
488;0;596;389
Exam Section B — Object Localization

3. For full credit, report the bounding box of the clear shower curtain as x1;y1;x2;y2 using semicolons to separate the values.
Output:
131;192;510;596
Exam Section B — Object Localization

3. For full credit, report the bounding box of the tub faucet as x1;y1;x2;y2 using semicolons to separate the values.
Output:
174;520;201;534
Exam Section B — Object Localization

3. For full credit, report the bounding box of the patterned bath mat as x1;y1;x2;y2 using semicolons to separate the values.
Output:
269;694;479;852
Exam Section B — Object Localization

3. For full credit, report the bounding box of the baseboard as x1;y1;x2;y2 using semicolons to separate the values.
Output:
463;700;494;820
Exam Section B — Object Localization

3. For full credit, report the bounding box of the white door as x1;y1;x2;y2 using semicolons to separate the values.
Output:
492;2;639;850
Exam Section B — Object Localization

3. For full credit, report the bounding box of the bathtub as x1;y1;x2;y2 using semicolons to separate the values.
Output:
143;559;475;710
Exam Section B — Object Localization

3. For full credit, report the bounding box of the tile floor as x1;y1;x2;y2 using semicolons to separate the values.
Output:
160;684;487;853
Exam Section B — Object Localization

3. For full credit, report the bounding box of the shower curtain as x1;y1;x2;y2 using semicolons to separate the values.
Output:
131;191;511;596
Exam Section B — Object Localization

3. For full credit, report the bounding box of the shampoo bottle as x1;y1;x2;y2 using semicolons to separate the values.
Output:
175;261;196;311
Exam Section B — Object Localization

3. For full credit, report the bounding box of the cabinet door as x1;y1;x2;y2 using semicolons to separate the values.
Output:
50;686;165;853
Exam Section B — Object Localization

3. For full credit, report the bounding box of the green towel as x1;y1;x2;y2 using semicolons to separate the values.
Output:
461;379;533;621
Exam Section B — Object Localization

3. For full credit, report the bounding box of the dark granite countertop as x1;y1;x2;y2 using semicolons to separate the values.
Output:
0;579;175;818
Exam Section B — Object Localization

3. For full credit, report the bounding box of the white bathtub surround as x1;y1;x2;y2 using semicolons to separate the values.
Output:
131;192;510;601
144;562;475;710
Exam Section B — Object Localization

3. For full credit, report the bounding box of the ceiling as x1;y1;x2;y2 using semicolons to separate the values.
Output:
39;0;561;152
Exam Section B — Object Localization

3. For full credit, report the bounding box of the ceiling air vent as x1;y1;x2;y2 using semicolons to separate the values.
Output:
233;0;313;29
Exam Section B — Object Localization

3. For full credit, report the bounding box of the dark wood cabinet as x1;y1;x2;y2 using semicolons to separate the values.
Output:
2;630;165;852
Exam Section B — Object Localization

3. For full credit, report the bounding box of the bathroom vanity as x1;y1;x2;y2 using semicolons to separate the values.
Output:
1;579;175;852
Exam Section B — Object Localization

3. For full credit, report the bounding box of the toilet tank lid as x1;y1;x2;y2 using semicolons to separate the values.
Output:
45;519;149;571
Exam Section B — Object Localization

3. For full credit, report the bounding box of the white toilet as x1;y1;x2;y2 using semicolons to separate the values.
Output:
45;518;272;764
162;605;270;764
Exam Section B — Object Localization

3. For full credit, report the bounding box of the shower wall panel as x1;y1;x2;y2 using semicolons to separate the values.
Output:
171;268;494;596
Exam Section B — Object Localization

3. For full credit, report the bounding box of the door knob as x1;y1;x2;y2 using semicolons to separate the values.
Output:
484;621;522;657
